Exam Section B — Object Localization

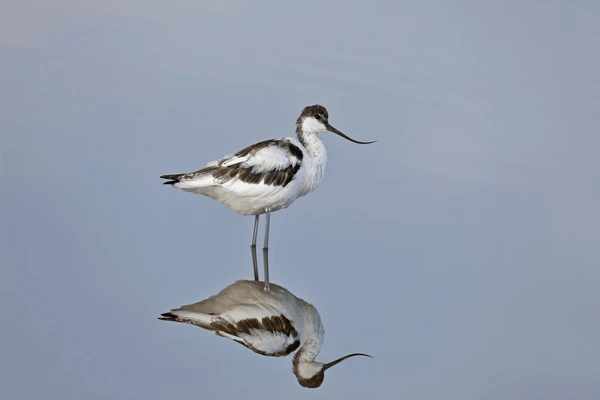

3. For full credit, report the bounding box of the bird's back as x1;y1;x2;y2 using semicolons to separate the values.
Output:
177;280;299;314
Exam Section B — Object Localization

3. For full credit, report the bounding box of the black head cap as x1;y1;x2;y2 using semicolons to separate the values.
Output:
297;104;329;124
296;369;325;389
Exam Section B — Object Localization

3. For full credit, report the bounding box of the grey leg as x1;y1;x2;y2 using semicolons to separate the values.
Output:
262;212;271;291
251;215;260;281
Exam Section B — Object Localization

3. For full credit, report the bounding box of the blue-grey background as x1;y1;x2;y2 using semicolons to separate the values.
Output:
2;1;599;398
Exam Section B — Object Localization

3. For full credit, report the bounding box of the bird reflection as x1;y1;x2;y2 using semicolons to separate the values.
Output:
159;280;371;388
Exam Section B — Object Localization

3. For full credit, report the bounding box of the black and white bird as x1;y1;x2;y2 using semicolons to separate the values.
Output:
159;280;371;388
160;105;375;290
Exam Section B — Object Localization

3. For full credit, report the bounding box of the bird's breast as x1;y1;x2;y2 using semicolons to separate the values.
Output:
301;138;327;195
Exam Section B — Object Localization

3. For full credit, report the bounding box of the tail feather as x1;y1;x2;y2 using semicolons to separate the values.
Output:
160;168;216;190
158;312;179;321
158;310;213;328
160;173;184;185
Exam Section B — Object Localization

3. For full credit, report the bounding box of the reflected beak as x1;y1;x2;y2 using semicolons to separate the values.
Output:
326;123;376;144
323;353;373;370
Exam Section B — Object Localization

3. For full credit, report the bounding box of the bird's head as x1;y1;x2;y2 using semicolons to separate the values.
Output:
296;104;376;144
293;353;372;389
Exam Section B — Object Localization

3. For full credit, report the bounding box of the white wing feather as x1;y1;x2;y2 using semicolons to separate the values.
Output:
220;142;299;172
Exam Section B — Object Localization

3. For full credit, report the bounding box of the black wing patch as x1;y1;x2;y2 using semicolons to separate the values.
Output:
210;314;300;357
213;140;303;187
160;139;304;187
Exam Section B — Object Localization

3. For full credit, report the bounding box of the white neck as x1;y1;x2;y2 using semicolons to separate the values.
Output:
297;117;327;157
291;301;326;386
295;338;321;363
298;130;326;158
297;130;327;194
292;342;323;382
296;302;324;363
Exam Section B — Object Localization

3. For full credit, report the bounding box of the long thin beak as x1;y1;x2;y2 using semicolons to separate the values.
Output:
326;123;376;144
323;353;372;370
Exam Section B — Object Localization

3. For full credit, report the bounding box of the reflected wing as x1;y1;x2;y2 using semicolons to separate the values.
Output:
160;309;300;357
212;313;300;357
159;281;303;357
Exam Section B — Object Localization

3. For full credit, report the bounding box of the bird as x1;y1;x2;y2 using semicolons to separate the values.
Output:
160;105;375;290
159;280;371;388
